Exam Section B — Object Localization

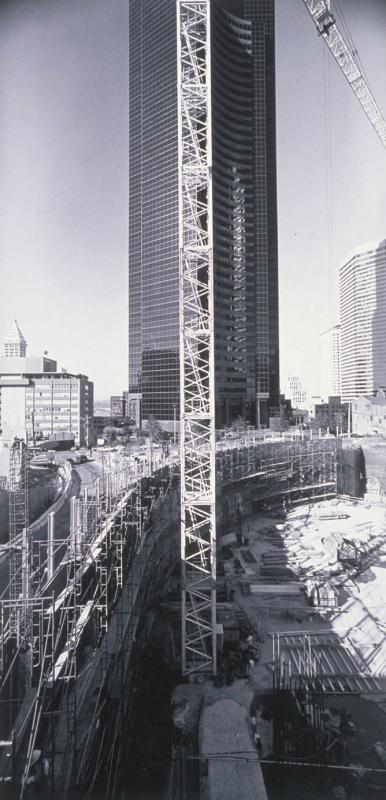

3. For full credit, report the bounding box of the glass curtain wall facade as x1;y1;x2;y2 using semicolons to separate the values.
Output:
340;239;386;402
128;0;279;428
128;0;179;423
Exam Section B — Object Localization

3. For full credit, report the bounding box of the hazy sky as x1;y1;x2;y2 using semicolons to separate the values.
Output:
1;0;386;400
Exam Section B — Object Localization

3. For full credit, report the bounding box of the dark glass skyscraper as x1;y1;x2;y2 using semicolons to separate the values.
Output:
129;0;279;428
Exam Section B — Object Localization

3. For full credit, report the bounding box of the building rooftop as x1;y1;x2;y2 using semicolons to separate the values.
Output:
4;318;27;346
354;389;386;407
339;237;386;270
0;355;58;375
363;388;386;406
3;319;27;356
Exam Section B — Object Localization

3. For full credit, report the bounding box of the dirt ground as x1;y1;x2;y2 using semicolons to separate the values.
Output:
170;497;386;799
203;497;386;796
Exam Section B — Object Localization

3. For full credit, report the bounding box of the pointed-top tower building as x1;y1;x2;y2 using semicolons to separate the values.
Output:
4;319;27;358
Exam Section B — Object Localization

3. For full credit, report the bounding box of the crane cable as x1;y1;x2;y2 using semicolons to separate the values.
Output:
333;0;374;96
322;44;335;329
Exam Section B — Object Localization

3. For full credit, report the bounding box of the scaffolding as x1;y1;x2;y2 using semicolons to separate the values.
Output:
65;464;179;799
0;433;341;795
8;438;31;642
218;435;337;510
177;0;217;676
0;445;180;798
271;632;327;766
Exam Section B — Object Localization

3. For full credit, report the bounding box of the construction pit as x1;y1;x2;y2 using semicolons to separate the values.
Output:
168;495;386;800
3;445;386;799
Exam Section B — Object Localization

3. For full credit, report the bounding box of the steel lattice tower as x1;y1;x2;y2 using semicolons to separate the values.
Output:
303;0;386;149
177;0;217;675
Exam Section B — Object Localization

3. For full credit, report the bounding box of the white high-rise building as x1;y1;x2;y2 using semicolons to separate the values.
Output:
340;238;386;402
320;323;341;398
286;376;307;409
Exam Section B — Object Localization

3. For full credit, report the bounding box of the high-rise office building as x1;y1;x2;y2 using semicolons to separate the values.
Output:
340;238;386;402
128;0;279;428
110;394;127;418
320;323;341;399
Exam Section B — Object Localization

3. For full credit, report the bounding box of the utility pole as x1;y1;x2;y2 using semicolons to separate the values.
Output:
177;0;217;675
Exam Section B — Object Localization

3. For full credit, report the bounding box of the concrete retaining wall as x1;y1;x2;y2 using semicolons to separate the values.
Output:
360;439;386;494
337;439;386;498
337;442;366;497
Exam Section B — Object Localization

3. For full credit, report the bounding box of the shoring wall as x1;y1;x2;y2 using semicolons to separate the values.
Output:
356;439;386;494
7;435;380;796
217;437;338;530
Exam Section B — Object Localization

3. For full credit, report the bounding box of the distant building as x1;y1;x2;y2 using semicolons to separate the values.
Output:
24;374;93;446
352;389;386;436
340;238;386;402
307;395;326;419
292;408;309;427
4;319;27;358
286;376;307;409
320;323;341;398
127;393;141;429
269;395;309;429
314;396;349;434
110;394;127;418
0;319;57;374
0;323;93;447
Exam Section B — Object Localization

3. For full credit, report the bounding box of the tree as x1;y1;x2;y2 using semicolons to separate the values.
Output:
270;415;289;432
231;416;248;433
103;426;117;445
144;416;163;443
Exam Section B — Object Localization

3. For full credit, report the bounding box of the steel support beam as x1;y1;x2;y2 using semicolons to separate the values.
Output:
177;0;217;675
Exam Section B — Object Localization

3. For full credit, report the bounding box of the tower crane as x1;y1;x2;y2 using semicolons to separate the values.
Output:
177;0;386;678
303;0;386;149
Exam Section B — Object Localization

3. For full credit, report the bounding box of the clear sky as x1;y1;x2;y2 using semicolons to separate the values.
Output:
1;0;386;400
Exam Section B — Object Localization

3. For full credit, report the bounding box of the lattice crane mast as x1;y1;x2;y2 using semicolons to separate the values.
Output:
303;0;386;150
177;0;217;676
